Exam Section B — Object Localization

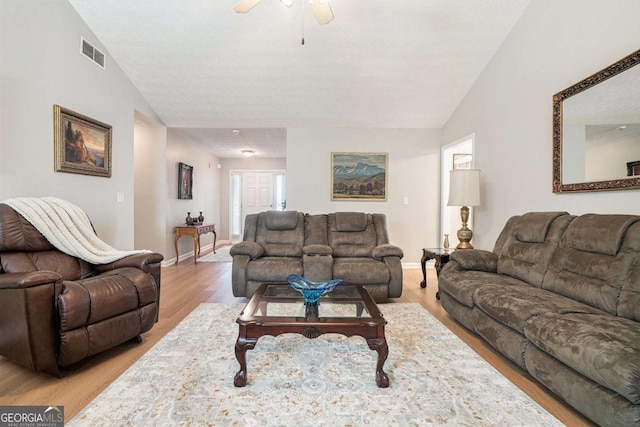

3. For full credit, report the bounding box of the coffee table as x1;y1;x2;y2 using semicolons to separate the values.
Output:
234;283;389;388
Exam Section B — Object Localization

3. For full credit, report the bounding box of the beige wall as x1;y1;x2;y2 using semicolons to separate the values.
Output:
286;128;441;265
6;0;639;268
0;0;162;249
165;130;221;263
442;0;640;249
134;115;167;254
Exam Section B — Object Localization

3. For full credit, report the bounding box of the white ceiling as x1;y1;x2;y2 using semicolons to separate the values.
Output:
68;0;530;158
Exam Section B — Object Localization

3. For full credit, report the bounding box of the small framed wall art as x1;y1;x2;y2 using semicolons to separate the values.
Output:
53;105;112;177
453;153;472;170
178;162;193;199
331;152;388;201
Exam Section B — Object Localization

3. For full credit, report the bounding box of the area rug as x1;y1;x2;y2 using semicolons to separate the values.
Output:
198;245;232;262
69;303;561;426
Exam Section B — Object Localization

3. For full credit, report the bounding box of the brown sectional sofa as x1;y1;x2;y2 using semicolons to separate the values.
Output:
438;211;640;426
231;211;403;301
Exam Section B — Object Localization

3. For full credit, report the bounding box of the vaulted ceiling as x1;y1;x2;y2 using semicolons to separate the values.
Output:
69;0;529;158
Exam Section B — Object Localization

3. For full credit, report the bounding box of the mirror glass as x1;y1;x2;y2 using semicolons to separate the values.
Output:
553;49;640;193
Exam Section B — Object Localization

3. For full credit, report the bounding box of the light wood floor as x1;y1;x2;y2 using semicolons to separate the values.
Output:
0;249;594;425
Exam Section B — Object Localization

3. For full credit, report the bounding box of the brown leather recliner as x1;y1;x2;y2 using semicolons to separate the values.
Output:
0;203;163;377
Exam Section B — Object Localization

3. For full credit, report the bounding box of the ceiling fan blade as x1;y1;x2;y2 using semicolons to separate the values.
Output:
234;0;263;14
310;0;334;25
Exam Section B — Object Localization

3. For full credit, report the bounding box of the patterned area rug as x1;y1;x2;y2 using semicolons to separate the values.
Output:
198;245;232;262
69;303;561;426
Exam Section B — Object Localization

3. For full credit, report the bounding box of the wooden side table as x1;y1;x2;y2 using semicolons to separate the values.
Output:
174;224;216;265
420;248;452;299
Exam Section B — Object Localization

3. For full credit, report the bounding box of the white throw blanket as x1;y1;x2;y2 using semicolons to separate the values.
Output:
2;197;150;265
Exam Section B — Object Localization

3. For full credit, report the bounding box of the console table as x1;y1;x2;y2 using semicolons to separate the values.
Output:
174;224;216;265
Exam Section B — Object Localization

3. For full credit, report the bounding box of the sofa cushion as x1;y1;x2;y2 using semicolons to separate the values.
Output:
331;244;373;258
563;214;639;256
58;267;154;331
473;283;605;333
619;221;640;321
334;212;367;232
263;211;299;231
332;258;390;284
1;251;94;280
246;257;303;282
542;245;637;316
328;213;377;256
543;216;640;317
256;212;304;257
304;214;329;245
0;204;52;251
524;312;640;405
513;211;569;243
497;213;573;287
438;266;527;308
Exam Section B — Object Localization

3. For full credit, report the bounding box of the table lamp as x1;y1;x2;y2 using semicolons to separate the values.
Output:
447;169;481;249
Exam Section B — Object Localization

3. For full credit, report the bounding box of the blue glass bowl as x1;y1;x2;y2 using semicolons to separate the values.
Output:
287;274;343;305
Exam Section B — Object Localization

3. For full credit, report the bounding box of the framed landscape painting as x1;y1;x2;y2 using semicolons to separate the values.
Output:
331;152;388;201
54;105;112;177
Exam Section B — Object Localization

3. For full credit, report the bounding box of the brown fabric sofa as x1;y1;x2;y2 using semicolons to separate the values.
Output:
438;211;640;426
0;203;163;377
231;211;403;301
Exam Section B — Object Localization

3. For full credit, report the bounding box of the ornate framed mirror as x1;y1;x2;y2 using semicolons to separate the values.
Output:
552;49;640;193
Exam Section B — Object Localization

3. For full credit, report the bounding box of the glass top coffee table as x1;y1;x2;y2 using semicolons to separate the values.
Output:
234;283;389;388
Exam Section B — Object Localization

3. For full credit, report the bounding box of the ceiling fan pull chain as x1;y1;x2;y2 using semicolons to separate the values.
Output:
301;0;305;45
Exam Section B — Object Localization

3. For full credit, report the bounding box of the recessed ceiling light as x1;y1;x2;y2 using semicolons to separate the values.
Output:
617;125;627;131
241;149;255;157
232;129;240;135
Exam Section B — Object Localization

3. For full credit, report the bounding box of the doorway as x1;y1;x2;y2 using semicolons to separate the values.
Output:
440;134;475;248
230;170;286;241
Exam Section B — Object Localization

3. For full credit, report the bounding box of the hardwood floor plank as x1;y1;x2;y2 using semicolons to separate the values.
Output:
0;253;593;425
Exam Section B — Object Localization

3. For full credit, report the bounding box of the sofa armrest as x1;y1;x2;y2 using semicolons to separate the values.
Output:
450;249;497;272
372;244;404;260
230;241;264;259
94;252;164;273
303;244;333;256
0;271;62;289
0;271;63;377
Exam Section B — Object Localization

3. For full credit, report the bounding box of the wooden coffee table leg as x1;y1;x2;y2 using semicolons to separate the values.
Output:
234;335;257;387
367;337;390;388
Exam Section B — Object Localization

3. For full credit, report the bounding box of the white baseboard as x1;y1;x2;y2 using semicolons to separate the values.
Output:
161;239;232;267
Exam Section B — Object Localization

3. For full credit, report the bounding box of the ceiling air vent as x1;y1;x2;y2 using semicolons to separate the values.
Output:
80;37;105;69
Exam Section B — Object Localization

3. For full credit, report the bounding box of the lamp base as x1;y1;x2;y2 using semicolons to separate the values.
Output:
456;228;474;249
456;206;474;249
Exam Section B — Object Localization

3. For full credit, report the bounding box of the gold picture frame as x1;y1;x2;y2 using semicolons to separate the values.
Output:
54;105;112;177
331;152;388;201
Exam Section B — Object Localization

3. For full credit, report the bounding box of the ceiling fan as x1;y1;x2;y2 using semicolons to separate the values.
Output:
234;0;334;25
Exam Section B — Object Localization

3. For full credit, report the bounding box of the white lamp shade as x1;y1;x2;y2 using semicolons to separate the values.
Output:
447;169;481;207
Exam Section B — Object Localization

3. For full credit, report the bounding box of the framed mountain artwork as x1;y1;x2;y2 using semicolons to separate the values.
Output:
331;152;388;201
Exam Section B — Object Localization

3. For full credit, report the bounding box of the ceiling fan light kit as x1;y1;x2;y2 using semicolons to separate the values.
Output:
234;0;334;29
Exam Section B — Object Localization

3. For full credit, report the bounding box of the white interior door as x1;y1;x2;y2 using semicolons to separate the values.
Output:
241;172;274;230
